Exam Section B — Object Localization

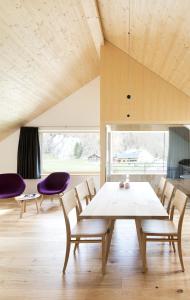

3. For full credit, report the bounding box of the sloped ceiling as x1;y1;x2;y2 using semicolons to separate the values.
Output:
1;0;190;140
0;0;99;140
98;0;190;96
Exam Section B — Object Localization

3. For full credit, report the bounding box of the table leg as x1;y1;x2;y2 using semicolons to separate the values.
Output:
135;218;143;254
20;201;24;218
135;218;147;271
24;201;27;213
105;219;115;262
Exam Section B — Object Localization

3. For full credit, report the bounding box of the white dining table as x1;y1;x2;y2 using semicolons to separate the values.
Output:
81;182;168;220
81;182;168;269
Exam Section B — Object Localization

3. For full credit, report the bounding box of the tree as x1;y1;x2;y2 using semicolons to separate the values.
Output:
74;142;83;158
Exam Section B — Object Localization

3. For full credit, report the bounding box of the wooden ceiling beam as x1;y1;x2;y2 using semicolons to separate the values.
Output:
81;0;104;57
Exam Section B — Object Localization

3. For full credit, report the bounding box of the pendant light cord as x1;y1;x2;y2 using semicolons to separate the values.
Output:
128;0;131;96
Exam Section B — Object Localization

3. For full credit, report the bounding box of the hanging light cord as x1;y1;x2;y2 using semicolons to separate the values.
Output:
128;0;131;57
127;0;131;99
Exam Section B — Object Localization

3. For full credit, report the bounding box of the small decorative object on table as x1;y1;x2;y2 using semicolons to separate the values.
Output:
119;181;124;188
125;174;130;189
124;182;130;189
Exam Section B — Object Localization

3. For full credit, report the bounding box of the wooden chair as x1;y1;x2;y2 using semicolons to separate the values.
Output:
75;181;113;260
156;176;166;201
86;177;97;200
161;181;175;213
75;181;91;213
140;189;188;272
59;189;110;274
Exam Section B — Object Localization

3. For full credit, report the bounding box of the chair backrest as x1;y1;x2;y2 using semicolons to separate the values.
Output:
170;189;188;234
0;173;26;199
86;177;96;199
59;189;80;235
44;172;70;189
75;181;91;212
162;181;175;213
157;177;166;200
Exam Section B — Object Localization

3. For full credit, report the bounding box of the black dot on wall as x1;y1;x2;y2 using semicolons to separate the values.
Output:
127;94;131;99
127;114;130;118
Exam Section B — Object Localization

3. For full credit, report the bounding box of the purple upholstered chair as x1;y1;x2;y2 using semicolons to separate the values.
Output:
0;173;26;199
37;172;70;206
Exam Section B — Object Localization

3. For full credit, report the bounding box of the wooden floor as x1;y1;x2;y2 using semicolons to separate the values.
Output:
0;199;190;300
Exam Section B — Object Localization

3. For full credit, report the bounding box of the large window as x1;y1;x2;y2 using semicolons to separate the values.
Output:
111;131;168;174
41;131;100;174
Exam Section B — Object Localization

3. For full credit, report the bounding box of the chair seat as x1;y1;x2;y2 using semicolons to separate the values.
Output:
71;219;109;237
0;191;23;199
40;189;63;195
141;219;177;235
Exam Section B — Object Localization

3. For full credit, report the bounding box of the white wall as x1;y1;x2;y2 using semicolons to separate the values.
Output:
0;77;100;192
29;77;100;128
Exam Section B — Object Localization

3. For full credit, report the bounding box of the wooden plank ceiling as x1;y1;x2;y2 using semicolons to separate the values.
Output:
1;0;190;139
98;0;190;96
0;0;99;140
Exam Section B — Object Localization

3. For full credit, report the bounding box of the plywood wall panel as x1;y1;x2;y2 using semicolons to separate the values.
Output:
101;42;190;124
100;42;190;183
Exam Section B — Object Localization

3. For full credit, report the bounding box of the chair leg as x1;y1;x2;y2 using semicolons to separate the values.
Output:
40;195;44;207
177;238;185;272
102;236;106;275
74;238;80;253
35;200;39;214
169;235;171;246
142;234;147;273
63;238;71;274
171;235;176;253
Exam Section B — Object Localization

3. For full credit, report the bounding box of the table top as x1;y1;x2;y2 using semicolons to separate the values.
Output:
81;182;168;219
15;193;40;201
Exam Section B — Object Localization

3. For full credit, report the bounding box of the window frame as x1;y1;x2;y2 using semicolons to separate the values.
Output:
39;128;100;175
110;130;168;175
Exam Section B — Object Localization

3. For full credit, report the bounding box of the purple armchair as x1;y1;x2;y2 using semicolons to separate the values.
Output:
37;172;70;205
0;173;26;199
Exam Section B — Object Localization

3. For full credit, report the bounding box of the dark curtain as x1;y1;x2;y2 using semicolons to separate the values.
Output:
167;127;190;179
17;127;41;179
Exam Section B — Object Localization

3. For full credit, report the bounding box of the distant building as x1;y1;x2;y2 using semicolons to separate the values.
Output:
88;154;100;161
113;150;139;163
113;149;154;163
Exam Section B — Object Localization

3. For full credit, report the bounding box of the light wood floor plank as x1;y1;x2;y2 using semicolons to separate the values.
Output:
0;199;190;299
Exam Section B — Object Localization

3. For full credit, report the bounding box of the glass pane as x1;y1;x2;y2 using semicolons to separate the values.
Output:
111;131;169;175
41;132;100;173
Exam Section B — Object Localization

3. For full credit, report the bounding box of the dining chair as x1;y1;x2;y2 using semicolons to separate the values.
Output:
156;176;166;201
75;181;91;213
161;181;175;213
140;189;188;272
86;177;97;200
75;181;113;258
59;189;110;274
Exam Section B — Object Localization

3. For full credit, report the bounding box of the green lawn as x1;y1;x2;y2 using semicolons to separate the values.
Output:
42;158;100;173
42;157;166;174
